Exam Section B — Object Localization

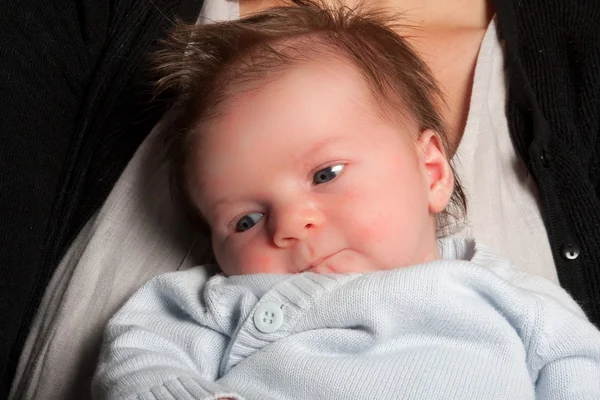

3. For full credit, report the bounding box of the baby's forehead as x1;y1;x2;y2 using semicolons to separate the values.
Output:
195;67;418;170
227;51;375;103
188;45;421;181
213;56;401;133
201;58;391;139
193;54;418;165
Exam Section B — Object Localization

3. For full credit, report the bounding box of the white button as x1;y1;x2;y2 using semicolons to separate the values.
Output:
253;302;283;333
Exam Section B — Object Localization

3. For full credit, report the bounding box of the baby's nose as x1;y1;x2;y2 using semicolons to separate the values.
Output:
271;204;324;248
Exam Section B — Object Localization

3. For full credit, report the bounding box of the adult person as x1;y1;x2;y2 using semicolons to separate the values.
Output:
4;0;600;398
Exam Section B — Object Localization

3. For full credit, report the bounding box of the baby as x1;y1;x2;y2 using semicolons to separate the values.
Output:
93;2;600;399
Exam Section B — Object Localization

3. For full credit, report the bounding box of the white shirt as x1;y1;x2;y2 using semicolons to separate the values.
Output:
451;19;557;283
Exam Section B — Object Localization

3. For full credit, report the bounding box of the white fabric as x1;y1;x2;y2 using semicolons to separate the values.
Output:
8;3;240;400
451;19;557;283
11;14;559;400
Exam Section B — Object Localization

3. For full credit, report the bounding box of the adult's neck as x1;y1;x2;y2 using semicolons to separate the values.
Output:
240;0;493;30
373;0;493;29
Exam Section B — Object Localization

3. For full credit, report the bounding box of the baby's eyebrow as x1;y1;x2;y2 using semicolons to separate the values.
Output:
207;198;239;219
207;196;261;225
293;136;346;168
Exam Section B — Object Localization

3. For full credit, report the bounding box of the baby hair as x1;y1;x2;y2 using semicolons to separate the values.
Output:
153;0;466;244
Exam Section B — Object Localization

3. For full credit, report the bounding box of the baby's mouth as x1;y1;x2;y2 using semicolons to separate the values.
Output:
305;250;342;273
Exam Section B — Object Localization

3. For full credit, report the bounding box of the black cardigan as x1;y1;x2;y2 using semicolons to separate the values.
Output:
493;0;600;323
0;0;598;396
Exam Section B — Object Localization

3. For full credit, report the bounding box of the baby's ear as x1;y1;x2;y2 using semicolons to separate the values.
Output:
417;129;454;214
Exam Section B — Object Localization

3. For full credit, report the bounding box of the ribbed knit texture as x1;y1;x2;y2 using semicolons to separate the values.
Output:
492;0;600;324
0;0;203;396
93;238;600;400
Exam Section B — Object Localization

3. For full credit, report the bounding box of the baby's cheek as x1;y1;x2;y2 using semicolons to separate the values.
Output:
243;250;276;273
343;193;390;244
235;236;280;274
357;219;389;244
214;231;277;275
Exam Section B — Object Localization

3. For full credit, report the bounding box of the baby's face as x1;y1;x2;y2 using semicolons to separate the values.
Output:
190;58;452;275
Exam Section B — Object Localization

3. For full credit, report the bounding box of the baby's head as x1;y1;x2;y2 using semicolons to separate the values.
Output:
155;0;465;276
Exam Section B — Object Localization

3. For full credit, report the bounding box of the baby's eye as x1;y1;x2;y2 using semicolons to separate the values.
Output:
313;164;344;185
235;212;264;232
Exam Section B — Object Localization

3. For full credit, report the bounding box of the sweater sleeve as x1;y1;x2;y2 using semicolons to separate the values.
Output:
92;268;243;400
531;292;600;399
508;271;600;399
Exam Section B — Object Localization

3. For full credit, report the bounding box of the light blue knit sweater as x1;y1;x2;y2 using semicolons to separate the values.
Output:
92;238;600;399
